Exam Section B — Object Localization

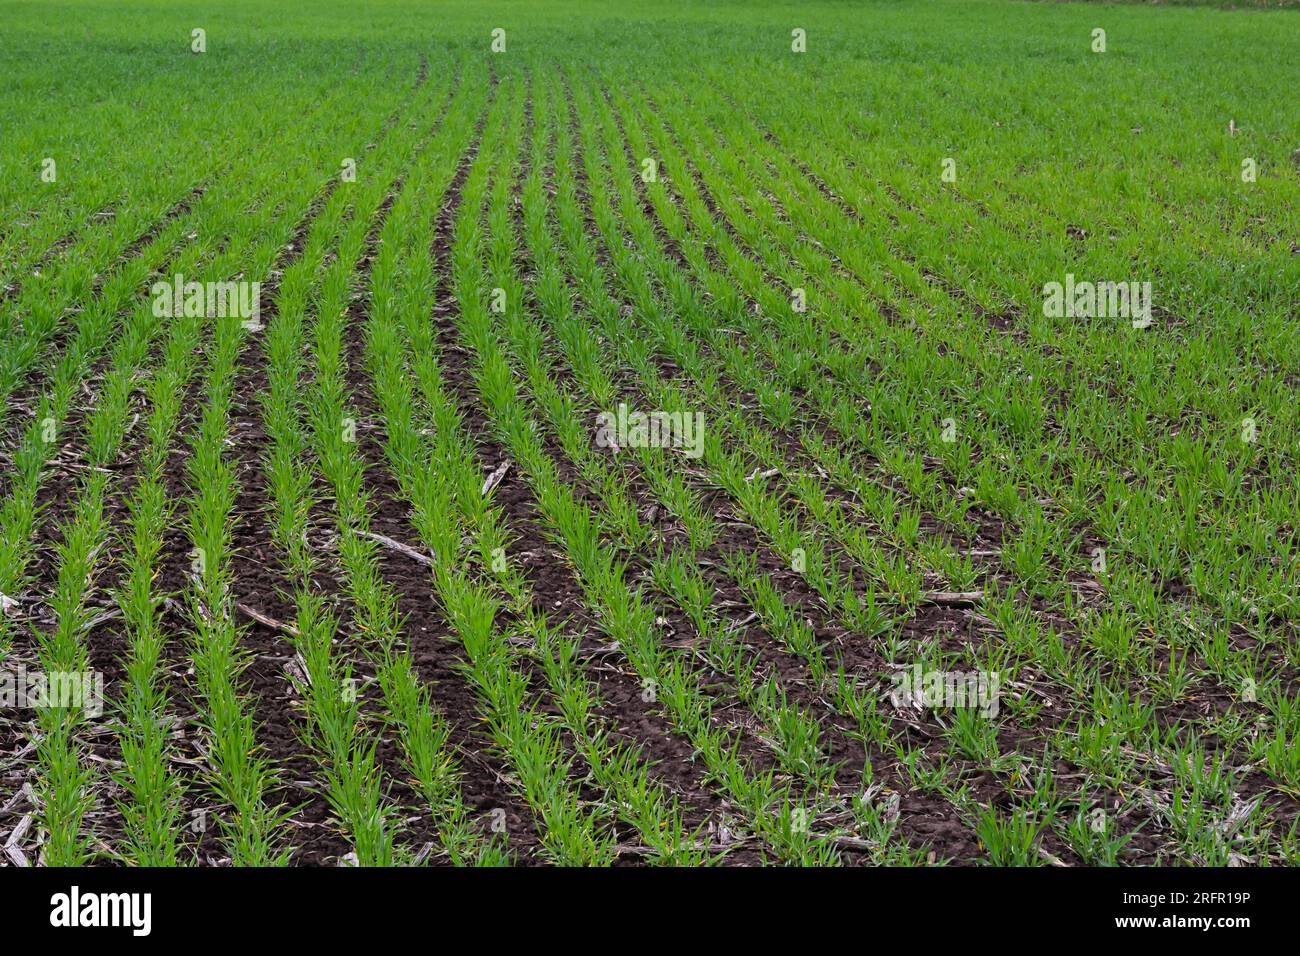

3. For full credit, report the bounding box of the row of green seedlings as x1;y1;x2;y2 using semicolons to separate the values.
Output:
0;70;374;664
252;68;449;863
313;78;622;865
166;92;416;865
102;65;440;867
23;115;364;864
108;299;211;864
585;72;1133;868
564;72;1201;868
442;71;847;864
358;72;722;865
450;73;720;864
544;71;924;856
273;73;513;865
493;70;929;864
545;72;1093;865
603;74;1284;785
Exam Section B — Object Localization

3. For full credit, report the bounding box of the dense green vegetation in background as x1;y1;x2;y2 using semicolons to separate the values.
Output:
0;0;1297;866
1074;1;1296;8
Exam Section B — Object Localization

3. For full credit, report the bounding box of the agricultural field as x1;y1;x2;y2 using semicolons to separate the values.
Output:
0;0;1298;872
